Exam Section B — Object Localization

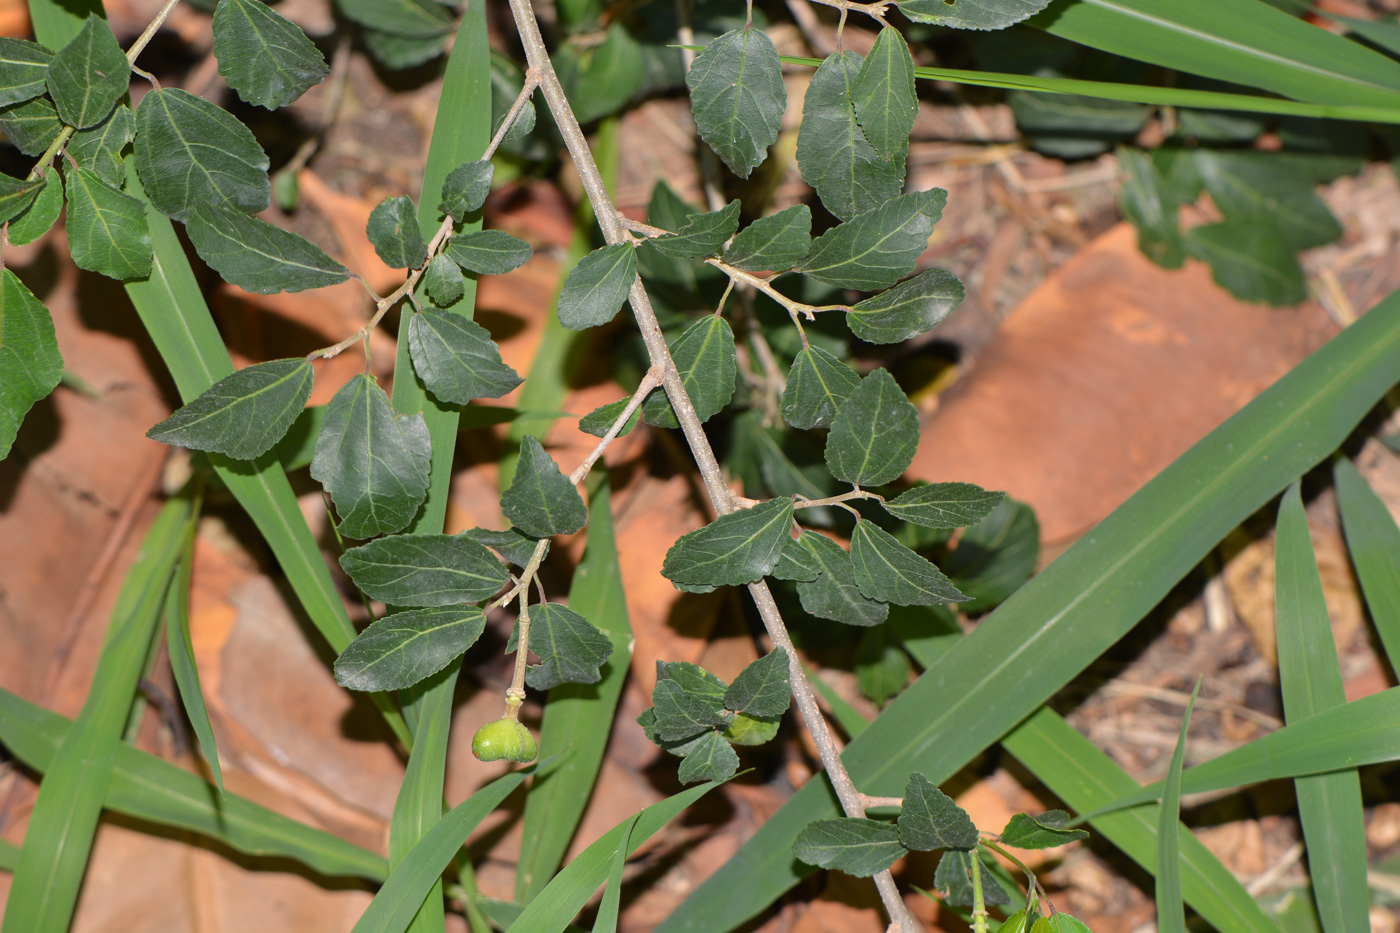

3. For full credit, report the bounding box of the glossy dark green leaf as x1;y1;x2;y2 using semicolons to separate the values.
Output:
1185;221;1306;307
0;172;43;226
848;269;963;344
7;168;62;245
882;482;1005;529
334;0;452;38
0;38;52;108
134;88;270;221
662;497;794;591
824;368;918;487
146;359;313;460
0;97;62;156
578;398;640;439
854;625;909;706
334;607;485;691
772;534;822;582
366;195;428;269
520;603;614;690
422;253;466;306
438;159;492;221
677;730;739;784
686;27;785;179
797;189;945;290
187;202;349;294
310;374;430;539
1192;149;1341;252
1000;810;1090;849
1118;147;1185;270
795;531;889;627
557;242;635;329
213;0;328;110
642;315;737;429
461;527;541;569
935;848;1011;907
851;520;966;605
723;648;791;717
407;309;522;405
0;270;62;459
944;498;1039;611
445;229;531;275
67;103;133;187
46;16;127;129
897;772;977;851
781;345;861;430
649;200;741;260
852;29;917;161
64;168;152;280
722;205;812;272
792;818;905;877
501;435;587;538
898;0;1051;30
339;534;509;606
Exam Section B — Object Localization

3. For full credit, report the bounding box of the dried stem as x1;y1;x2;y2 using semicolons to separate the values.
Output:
483;69;541;162
806;0;891;27
862;795;903;809
126;0;182;66
569;367;661;485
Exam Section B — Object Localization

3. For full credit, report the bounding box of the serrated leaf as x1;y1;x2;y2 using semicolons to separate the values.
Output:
310;374;430;539
649;200;740;260
1192;149;1341;252
7;169;62;245
852;29;916;162
723;648;791;717
1185;221;1306;306
797;189;945;290
1048;915;1092;933
64;168;152;280
187;202;349;293
501;435;587;538
883;482;1006;529
652;680;730;742
848;270;963;344
686;27;785;179
0;270;62;459
0;38;52;108
407;309;522;404
1118;147;1185;270
792;818;906;877
795;531;889;627
935;848;1011;907
461;527;541;568
339;534;509;606
522;603;614;690
134;88;270;220
334;607;485;692
334;0;452;38
677;730;739;784
147;358;312;460
46;16;127;129
824;368;918;487
662;497;794;590
897;773;977;851
723;712;779;746
439;160;492;221
0;172;43;227
1000;810;1089;849
67;103;134;187
898;0;1051;30
366;195;428;269
642;315;737;428
558;242;636;329
213;0;328;110
772;534;822;582
0;97;62;156
781;345;861;430
851;521;966;605
722;205;812;272
445;229;531;275
659;660;728;701
578;398;641;439
855;625;910;706
422;254;466;306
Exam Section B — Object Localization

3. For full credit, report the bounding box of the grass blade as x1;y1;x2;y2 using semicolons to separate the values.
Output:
803;663;870;740
164;514;223;791
590;814;639;933
1335;458;1400;672
1274;483;1369;933
0;838;18;872
1156;679;1200;933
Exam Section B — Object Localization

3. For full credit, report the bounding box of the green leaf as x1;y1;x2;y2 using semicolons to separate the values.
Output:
45;16;127;129
521;603;614;690
557;242;635;329
723;648;791;717
367;195;428;269
1117;147;1185;269
935;849;1011;907
1048;916;1091;933
462;527;540;568
795;531;889;627
0;281;61;462
649;200;741;260
852;29;917;162
339;533;509;606
67;103;134;187
334;607;485;691
444;229;531;275
781;345;861;430
677;730;740;784
661;497;794;590
854;625;910;706
687;27;785;179
213;0;328;109
334;0;452;39
8;168;63;245
792;818;906;877
146;358;313;460
898;0;1051;30
552;22;644;124
1156;681;1199;933
824;368;918;487
1335;459;1400;670
641;315;737;428
773;533;822;582
163;544;222;792
422;254;466;306
362;28;447;70
1000;811;1090;849
1192;150;1341;252
578;398;640;439
944;497;1039;611
310;373;431;538
134;88;270;221
592;813;637;933
722;205;812;272
797;189;945;290
723;712;779;746
847;269;963;345
0;97;62;156
64;167;152;280
651;680;730;742
851;520;966;605
500;435;587;538
186;202;350;294
0;172;44;226
882;482;1005;529
1184;221;1306;306
438;159;492;221
0;38;53;108
897;773;977;851
406;309;522;405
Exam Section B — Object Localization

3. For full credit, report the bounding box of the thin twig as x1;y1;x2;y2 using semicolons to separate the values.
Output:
125;0;182;66
483;69;541;162
863;795;903;809
569;367;661;485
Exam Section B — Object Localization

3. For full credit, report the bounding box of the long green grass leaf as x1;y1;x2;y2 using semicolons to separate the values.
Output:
1335;458;1400;672
803;663;871;740
0;838;17;873
591;814;639;933
1156;679;1199;933
164;515;223;791
657;275;1400;933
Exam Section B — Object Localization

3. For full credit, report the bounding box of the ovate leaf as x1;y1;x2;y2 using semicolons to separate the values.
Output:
310;374;431;539
773;534;822;582
362;29;447;70
722;205;812;272
578;398;641;439
67;104;134;187
0;97;62;156
334;607;486;691
792;818;906;877
936;848;1011;906
1118;146;1185;269
8;169;62;245
438;159;492;221
46;16;128;129
64;168;152;280
335;0;452;38
795;531;889;627
897;772;977;851
1185;222;1306;306
852;29;917;161
366;195;428;269
824;368;919;487
522;603;614;690
500;435;587;538
445;229;531;275
724;711;780;746
135;88;270;220
898;0;1052;31
797;189;945;290
687;27;786;179
187;202;349;293
0;172;43;226
0;270;62;459
642;315;737;428
1192;149;1341;252
677;730;739;784
1000;810;1089;849
422;254;466;306
944;498;1040;611
649;200;741;260
339;534;509;606
650;671;731;742
0;38;52;108
407;309;522;404
213;0;329;109
883;482;1005;530
723;648;791;717
662;497;794;591
781;345;861;430
848;270;963;344
850;520;966;605
558;242;636;330
147;359;313;460
855;625;910;706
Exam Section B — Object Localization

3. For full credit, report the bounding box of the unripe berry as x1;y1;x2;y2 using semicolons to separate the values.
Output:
471;717;538;763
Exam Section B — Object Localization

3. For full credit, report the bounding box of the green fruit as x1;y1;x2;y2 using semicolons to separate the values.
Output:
471;717;538;763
